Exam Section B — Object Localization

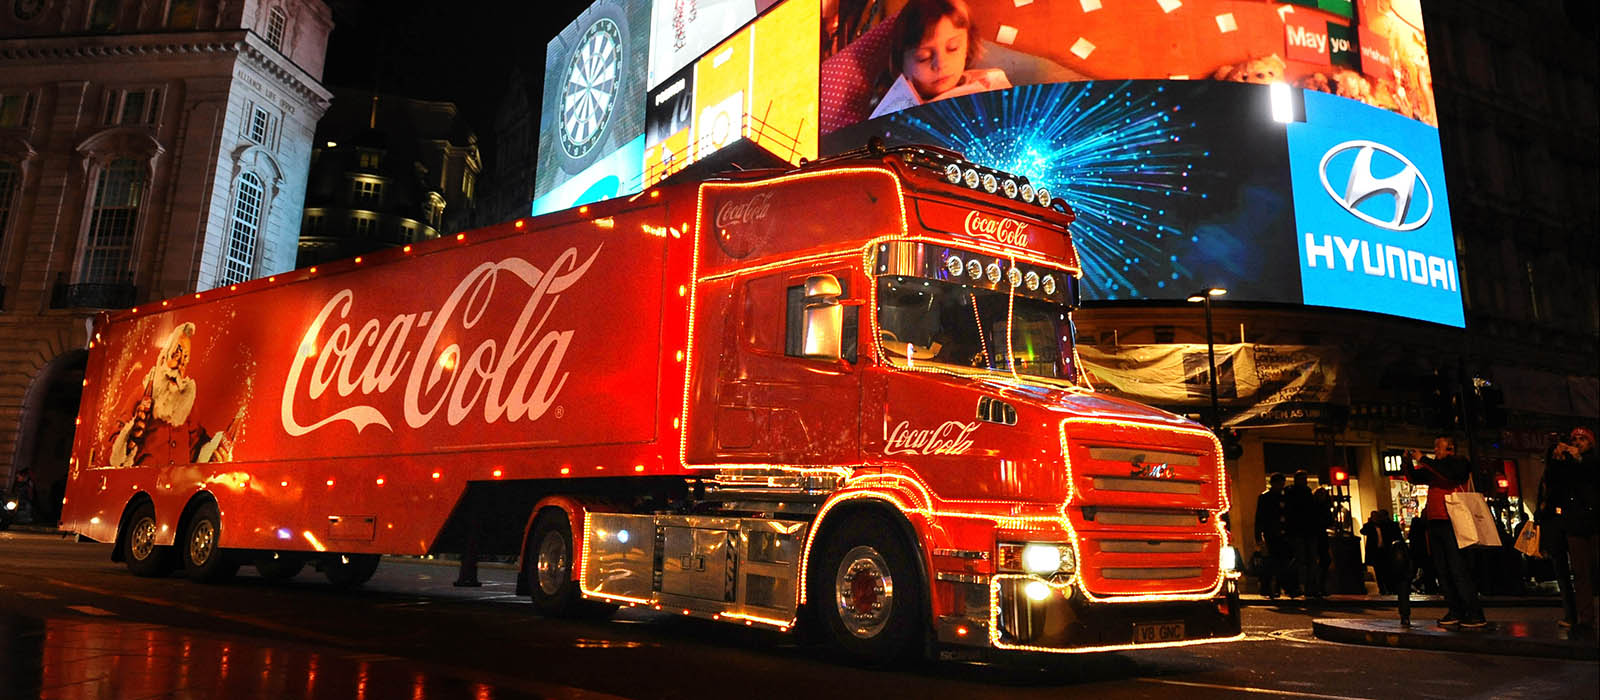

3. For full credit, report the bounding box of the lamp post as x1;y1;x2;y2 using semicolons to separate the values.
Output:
1186;288;1227;432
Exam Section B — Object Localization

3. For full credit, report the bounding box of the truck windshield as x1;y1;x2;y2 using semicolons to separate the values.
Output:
875;276;1077;385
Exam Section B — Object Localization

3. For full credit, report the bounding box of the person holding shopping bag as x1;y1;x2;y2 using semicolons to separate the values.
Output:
1405;436;1488;629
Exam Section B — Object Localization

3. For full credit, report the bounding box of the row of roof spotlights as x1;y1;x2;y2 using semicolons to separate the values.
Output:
943;255;1058;295
943;163;1051;208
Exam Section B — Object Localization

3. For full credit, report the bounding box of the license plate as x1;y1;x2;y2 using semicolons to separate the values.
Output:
1133;621;1185;644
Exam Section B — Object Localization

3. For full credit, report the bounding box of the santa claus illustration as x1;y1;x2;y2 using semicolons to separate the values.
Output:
109;322;233;467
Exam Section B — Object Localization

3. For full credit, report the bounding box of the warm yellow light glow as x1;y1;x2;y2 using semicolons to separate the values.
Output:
303;531;327;552
492;469;503;478
354;257;363;264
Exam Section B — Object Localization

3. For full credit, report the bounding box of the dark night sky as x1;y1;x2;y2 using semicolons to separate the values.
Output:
320;1;595;166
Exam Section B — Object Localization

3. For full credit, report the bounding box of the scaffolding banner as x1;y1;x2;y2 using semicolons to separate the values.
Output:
1079;344;1346;427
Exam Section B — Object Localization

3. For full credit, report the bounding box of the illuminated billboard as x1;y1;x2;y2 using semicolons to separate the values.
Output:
643;0;819;186
824;80;1464;326
819;0;1434;131
530;0;1459;326
535;0;650;204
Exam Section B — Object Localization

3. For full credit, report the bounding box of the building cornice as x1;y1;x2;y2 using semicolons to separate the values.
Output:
0;30;332;109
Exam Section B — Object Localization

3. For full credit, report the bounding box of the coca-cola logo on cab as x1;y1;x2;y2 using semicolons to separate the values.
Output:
884;420;980;456
964;210;1031;248
280;246;601;436
714;191;774;230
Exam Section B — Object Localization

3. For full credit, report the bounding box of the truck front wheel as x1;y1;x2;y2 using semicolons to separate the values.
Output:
812;512;925;664
527;509;616;619
123;501;175;577
181;501;238;583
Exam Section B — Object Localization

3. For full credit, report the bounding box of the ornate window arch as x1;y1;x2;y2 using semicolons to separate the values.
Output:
217;145;285;288
220;171;264;285
72;128;164;286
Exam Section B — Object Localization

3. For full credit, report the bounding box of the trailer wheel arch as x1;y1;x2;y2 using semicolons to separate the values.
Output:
800;496;934;652
110;492;158;563
174;490;221;551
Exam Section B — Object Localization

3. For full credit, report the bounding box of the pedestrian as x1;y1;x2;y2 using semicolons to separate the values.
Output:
1405;436;1487;628
1536;445;1577;627
1286;470;1327;598
1408;514;1437;594
1363;509;1402;594
1254;473;1294;598
1545;426;1598;637
9;467;36;524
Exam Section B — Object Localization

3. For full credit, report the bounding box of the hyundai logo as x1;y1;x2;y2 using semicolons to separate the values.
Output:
1318;140;1433;232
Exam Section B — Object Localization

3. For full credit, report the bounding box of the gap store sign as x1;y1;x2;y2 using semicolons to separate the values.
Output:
1288;90;1463;327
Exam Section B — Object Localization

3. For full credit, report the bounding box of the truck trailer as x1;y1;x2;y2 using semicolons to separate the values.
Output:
63;143;1243;662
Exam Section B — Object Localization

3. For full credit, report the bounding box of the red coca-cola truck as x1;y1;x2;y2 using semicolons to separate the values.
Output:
63;144;1242;662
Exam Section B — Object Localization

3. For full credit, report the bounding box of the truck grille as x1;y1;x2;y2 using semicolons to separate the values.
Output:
1062;420;1226;597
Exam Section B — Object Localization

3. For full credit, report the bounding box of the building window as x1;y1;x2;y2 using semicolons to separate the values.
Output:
78;159;145;284
103;88;162;126
165;0;199;28
352;180;383;206
248;106;271;144
304;212;324;235
0;162;17;245
266;8;287;51
89;0;121;32
0;92;36;128
351;216;375;237
219;172;264;286
358;151;381;169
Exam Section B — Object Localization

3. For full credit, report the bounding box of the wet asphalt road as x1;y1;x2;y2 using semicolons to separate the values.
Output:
1;531;1595;700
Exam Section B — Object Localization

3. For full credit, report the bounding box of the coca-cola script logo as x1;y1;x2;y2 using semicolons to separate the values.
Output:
964;211;1031;248
715;191;774;229
884;420;980;456
280;246;601;436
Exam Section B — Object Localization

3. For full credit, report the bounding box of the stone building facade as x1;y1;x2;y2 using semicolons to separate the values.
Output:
296;88;480;266
0;0;333;513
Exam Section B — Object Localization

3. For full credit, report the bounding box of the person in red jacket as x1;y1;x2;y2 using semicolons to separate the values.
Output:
1405;436;1486;628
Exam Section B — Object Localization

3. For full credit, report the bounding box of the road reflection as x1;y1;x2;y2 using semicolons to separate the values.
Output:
1;615;546;700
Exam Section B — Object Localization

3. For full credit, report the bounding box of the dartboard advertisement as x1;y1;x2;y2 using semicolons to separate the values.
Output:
534;0;650;203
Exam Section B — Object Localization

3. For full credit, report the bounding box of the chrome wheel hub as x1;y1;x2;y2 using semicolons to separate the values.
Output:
835;545;894;639
189;520;216;566
130;517;157;560
537;531;570;596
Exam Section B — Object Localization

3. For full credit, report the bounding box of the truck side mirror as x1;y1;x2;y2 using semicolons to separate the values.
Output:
800;274;844;361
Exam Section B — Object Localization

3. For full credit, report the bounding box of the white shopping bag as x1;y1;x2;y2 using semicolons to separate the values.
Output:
1445;492;1502;549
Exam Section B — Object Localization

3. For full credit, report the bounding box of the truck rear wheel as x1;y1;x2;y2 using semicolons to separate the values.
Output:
811;512;925;665
527;509;616;619
323;553;380;588
182;501;239;583
123;501;175;577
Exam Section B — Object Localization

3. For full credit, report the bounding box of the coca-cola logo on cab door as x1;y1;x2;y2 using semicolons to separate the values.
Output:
964;211;1031;248
280;246;601;437
883;420;980;456
712;191;773;258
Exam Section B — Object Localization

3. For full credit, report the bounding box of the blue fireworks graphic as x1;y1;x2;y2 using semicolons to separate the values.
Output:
875;81;1214;300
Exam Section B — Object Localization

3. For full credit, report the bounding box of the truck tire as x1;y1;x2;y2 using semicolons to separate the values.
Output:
811;511;925;665
254;552;306;581
323;553;380;588
123;501;175;577
527;509;616;619
181;501;239;583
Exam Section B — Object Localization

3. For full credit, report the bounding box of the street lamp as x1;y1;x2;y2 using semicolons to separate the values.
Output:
1186;287;1227;432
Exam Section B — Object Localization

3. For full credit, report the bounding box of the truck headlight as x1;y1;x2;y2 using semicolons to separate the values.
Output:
1022;543;1062;574
1000;542;1076;576
1220;545;1239;572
